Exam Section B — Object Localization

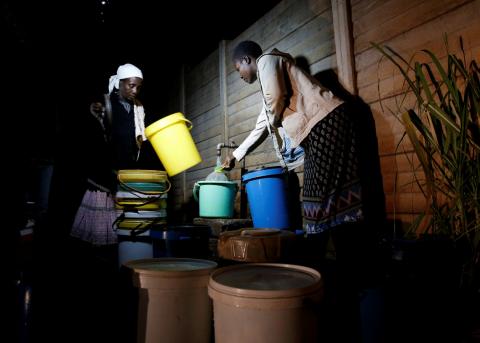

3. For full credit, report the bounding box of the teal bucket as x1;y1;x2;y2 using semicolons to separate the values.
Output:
193;181;238;218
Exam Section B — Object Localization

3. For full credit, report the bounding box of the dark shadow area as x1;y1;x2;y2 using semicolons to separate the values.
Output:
286;170;303;232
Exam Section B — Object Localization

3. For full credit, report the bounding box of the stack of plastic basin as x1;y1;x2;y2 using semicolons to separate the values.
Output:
116;170;170;267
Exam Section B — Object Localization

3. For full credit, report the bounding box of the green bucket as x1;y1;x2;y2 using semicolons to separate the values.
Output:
193;181;238;218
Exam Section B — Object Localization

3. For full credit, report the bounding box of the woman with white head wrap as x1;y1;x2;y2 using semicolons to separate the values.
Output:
72;63;149;246
105;62;146;169
108;63;143;94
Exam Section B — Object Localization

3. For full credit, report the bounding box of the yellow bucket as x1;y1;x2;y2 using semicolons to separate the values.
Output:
145;113;202;176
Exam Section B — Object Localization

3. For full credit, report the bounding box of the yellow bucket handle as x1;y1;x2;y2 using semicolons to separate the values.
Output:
178;117;193;130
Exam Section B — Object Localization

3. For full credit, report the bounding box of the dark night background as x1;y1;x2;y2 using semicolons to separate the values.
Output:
3;0;281;162
3;0;281;241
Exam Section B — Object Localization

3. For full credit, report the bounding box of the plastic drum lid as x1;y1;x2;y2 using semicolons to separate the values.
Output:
209;263;322;298
125;258;217;272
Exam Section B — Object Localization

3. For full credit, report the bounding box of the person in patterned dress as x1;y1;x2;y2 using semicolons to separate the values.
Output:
223;40;386;341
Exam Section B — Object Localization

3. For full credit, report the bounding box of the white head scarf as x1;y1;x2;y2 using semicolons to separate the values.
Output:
108;63;143;94
108;63;147;145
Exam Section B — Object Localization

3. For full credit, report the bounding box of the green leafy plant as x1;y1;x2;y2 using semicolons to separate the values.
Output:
372;37;480;281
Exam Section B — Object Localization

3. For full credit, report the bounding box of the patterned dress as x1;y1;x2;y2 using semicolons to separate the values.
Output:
302;103;364;234
71;92;141;245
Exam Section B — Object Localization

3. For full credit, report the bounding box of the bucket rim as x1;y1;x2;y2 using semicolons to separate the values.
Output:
116;190;165;199
145;112;187;138
241;166;285;182
117;219;167;229
119;209;167;219
208;263;322;299
118;169;167;175
195;180;238;185
118;170;169;183
124;257;218;275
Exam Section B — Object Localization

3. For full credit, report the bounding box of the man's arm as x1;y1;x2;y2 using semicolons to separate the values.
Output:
257;55;288;126
232;107;269;161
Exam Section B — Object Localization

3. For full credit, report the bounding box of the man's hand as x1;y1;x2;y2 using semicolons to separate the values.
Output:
222;154;236;170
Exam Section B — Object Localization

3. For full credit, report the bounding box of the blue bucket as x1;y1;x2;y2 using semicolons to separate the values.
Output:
241;167;290;229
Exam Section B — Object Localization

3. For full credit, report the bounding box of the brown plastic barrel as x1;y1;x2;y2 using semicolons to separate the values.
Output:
208;263;323;343
125;258;217;343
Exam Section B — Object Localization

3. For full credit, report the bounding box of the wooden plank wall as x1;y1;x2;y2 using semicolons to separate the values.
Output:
165;51;222;222
162;0;480;226
351;0;480;227
226;0;335;181
165;0;338;221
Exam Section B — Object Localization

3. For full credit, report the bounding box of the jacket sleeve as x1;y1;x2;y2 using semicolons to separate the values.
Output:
232;107;269;161
257;55;288;127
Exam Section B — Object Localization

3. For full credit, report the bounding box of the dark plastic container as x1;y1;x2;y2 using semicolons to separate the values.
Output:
150;224;211;259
